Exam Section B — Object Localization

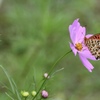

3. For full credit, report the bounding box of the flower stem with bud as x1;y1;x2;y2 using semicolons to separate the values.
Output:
32;50;72;100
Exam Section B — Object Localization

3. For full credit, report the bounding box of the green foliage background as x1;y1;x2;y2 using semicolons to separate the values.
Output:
0;0;100;100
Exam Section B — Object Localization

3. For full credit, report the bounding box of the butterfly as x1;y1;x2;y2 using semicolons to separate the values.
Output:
84;33;100;60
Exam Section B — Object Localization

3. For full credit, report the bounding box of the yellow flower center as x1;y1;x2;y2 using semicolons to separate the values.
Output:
75;43;83;51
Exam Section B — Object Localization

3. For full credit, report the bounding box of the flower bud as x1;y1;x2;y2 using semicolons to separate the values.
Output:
21;91;29;97
44;73;49;78
41;90;48;98
31;91;37;97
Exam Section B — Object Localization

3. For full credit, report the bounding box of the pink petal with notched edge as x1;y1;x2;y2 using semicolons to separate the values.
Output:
69;19;86;44
69;19;80;43
77;27;86;43
78;47;96;60
69;43;77;56
86;34;93;38
79;54;94;72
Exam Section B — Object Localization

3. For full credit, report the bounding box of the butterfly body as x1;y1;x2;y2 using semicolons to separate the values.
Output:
84;34;100;60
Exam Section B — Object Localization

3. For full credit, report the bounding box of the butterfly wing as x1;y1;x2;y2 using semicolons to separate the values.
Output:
88;33;100;39
85;36;100;60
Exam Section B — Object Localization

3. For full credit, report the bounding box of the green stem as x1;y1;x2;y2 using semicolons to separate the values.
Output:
32;50;72;100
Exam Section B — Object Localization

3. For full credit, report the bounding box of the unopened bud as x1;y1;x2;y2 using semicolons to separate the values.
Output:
41;90;48;98
44;73;49;78
31;91;37;97
21;91;29;97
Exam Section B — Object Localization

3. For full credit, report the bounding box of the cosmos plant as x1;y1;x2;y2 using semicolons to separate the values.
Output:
1;19;98;100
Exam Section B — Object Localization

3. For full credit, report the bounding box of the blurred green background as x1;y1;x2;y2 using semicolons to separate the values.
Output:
0;0;100;100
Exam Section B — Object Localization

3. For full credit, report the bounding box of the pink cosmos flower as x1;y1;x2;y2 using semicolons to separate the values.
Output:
69;19;96;72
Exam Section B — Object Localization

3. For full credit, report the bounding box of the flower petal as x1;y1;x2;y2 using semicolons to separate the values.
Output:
79;54;94;72
78;47;96;60
86;34;93;38
77;27;86;43
69;19;86;44
69;43;77;56
69;19;79;43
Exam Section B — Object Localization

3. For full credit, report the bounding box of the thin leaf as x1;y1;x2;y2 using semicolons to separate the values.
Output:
0;65;15;93
51;67;64;77
11;79;21;100
5;92;14;100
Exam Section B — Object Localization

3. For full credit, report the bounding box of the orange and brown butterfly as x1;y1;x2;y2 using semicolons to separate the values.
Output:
84;33;100;60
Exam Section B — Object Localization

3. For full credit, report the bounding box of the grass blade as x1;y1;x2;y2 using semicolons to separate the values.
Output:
0;65;15;93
